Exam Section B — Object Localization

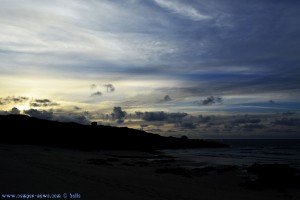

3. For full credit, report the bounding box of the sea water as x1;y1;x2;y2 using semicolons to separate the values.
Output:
162;139;300;168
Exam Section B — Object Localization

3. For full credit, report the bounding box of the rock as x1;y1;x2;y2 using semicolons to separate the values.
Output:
243;163;300;190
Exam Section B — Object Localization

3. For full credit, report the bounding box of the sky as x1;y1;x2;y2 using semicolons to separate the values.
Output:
0;0;300;138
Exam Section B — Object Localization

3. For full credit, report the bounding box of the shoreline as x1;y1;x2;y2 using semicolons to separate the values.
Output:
0;144;299;200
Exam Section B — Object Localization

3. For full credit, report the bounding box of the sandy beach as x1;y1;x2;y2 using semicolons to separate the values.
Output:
0;144;299;200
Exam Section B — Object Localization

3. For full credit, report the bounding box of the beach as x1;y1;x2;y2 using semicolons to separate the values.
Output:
0;144;299;200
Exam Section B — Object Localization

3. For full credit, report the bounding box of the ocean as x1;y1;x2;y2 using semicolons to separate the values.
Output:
162;139;300;168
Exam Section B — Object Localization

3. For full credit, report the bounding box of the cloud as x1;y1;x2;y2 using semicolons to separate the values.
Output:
202;96;222;105
231;117;261;125
194;96;222;106
0;0;300;118
35;99;51;103
140;111;187;122
54;114;90;125
0;110;8;115
0;107;21;115
104;84;115;93
142;111;167;121
242;123;265;130
198;115;212;124
176;121;196;129
158;94;172;103
0;96;59;108
0;0;178;77
273;118;300;127
30;99;59;107
24;109;54;120
282;111;296;116
166;112;188;123
111;107;126;122
154;0;211;21
91;91;102;97
269;100;275;104
164;95;172;101
90;84;97;90
23;108;89;124
10;107;20;115
74;106;82;110
0;96;29;105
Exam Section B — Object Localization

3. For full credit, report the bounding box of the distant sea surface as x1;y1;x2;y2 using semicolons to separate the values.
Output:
162;139;300;168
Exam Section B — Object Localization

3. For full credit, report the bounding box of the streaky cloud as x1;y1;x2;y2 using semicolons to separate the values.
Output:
154;0;211;21
0;96;29;105
194;96;223;106
30;99;59;107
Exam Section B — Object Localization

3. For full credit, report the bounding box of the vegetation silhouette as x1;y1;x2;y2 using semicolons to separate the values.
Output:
0;115;227;151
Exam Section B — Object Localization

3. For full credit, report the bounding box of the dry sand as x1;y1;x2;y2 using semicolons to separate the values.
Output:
0;144;298;200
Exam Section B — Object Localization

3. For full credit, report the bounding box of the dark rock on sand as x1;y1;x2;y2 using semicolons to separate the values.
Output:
242;163;300;190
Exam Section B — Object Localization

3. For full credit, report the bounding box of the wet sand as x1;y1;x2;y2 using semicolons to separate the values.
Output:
0;144;299;200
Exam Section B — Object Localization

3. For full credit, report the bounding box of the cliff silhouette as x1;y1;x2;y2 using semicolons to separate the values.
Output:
0;115;227;150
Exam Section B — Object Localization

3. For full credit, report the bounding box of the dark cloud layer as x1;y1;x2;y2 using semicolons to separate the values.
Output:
0;96;29;105
153;0;300;97
0;107;21;115
158;95;172;103
74;106;82;110
24;109;53;120
0;96;60;108
54;114;90;125
273;118;300;127
23;108;89;124
30;99;59;107
112;107;126;123
91;91;102;97
140;111;187;122
164;95;172;101
194;96;223;106
10;107;21;115
104;84;115;93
